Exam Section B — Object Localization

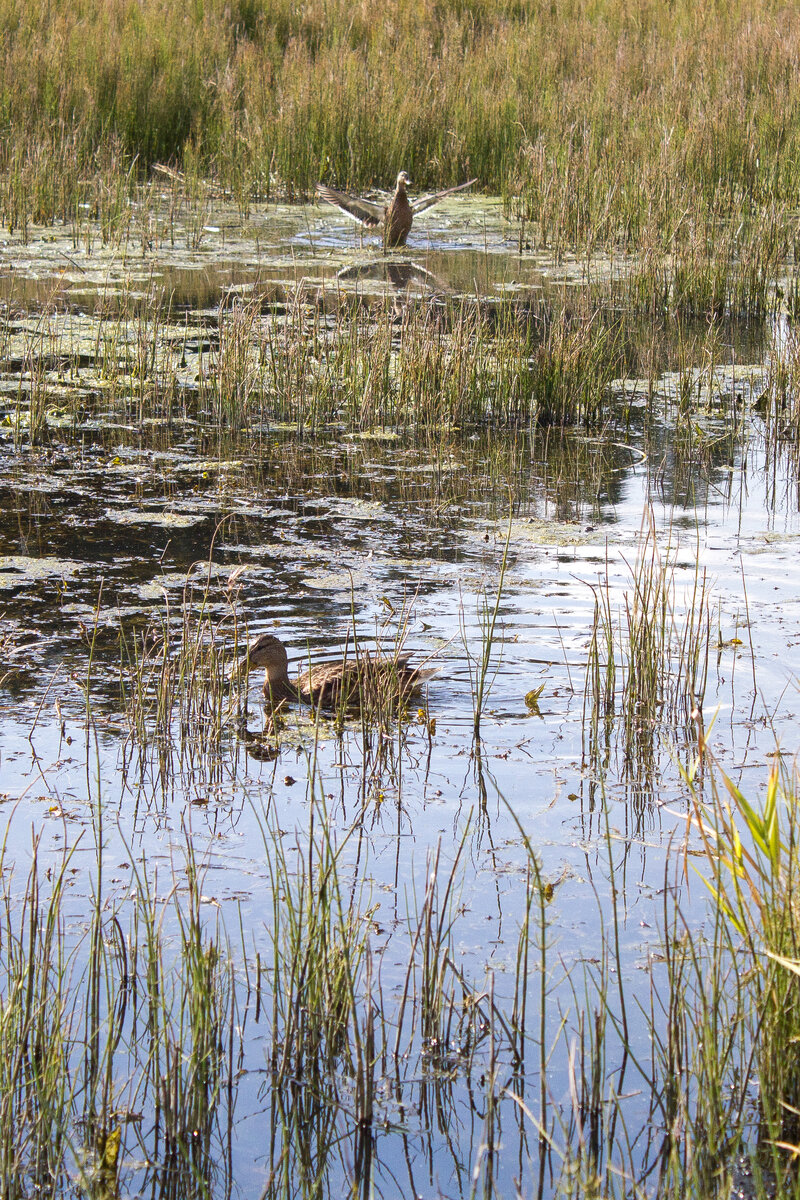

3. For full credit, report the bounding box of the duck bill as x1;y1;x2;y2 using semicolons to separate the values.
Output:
229;649;253;680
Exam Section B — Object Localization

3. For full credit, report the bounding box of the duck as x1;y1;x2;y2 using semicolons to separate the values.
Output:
315;171;477;248
240;632;435;708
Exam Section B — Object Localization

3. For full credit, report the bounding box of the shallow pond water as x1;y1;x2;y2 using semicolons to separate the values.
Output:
0;193;797;1197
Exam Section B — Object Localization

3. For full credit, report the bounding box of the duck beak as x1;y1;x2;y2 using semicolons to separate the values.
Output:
230;647;253;679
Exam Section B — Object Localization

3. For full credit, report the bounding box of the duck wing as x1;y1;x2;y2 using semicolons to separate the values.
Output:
316;184;385;228
410;178;478;215
296;652;429;707
297;657;364;705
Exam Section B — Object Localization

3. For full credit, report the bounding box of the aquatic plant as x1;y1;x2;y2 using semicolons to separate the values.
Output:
0;821;237;1197
583;513;712;784
689;742;800;1160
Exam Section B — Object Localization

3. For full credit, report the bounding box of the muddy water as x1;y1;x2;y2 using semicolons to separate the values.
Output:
0;195;796;1196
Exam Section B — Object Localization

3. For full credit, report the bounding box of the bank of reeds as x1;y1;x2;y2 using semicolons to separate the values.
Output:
264;299;610;430
5;239;784;453
1;0;799;267
3;286;630;435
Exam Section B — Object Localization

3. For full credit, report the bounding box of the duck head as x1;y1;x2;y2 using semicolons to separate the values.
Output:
241;633;291;686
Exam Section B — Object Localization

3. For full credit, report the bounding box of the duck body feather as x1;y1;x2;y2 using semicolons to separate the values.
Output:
295;651;419;705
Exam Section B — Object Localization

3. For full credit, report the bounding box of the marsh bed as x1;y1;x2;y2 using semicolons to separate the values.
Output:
0;193;797;1198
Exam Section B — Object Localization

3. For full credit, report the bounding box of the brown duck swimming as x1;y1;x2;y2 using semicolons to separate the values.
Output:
315;171;477;248
241;632;435;707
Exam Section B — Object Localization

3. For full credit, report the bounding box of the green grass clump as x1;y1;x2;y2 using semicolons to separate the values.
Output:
691;748;800;1158
584;515;712;782
259;299;625;431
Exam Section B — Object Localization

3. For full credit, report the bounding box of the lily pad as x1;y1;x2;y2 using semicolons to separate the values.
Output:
105;509;208;528
0;555;83;580
304;567;372;592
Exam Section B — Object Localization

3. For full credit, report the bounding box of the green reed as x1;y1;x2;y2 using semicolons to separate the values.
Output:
4;277;633;438
4;234;780;459
688;741;800;1164
463;508;512;738
584;513;713;783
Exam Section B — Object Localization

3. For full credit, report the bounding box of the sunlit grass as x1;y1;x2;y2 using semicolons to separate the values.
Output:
688;740;800;1163
1;0;800;273
583;513;713;784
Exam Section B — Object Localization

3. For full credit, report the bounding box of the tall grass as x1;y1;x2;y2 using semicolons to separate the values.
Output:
1;0;800;262
584;515;713;783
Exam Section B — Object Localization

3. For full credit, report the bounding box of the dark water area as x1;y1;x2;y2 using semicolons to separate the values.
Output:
0;194;797;1197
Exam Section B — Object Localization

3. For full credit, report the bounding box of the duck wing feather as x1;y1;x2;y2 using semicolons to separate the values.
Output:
410;178;478;215
296;652;427;707
315;184;385;227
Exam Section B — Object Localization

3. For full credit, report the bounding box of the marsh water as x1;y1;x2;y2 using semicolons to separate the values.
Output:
0;192;797;1196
